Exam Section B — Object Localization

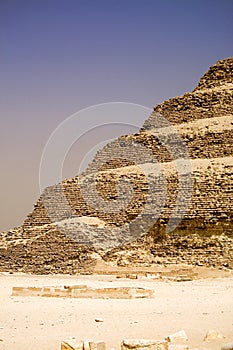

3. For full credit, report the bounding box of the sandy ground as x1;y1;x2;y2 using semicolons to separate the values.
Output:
0;272;233;350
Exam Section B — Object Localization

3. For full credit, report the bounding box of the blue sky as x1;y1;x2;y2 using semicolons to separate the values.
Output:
0;0;233;231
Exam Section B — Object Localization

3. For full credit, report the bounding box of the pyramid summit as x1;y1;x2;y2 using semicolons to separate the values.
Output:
1;57;233;274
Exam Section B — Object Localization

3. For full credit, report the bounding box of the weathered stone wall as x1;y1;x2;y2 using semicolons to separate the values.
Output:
23;157;233;230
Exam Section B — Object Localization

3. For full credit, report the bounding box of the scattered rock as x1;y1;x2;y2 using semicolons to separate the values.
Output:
95;318;104;323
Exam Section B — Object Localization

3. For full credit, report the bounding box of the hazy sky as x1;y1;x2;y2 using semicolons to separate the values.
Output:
1;0;233;232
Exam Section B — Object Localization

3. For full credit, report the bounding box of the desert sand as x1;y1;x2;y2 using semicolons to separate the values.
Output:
0;272;233;350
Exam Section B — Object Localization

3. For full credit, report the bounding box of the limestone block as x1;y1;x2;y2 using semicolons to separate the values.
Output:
12;285;154;299
126;274;138;279
89;341;106;350
166;331;188;343
121;339;168;350
83;340;91;350
61;338;83;350
168;344;189;350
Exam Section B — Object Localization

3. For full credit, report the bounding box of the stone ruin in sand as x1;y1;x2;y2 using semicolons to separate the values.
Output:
0;57;232;274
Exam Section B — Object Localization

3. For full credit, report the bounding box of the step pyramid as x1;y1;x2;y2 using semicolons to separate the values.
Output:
1;57;232;273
